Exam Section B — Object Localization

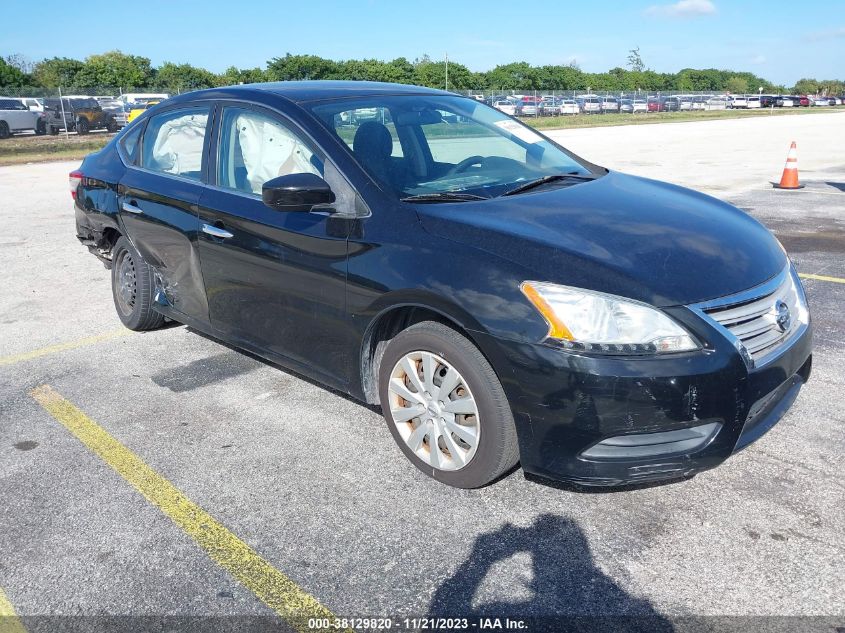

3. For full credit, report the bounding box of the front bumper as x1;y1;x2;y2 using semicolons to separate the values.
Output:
473;316;812;487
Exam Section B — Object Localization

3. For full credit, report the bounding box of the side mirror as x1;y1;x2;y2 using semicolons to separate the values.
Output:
262;173;335;212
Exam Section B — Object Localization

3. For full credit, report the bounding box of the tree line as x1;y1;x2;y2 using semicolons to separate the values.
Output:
1;50;843;96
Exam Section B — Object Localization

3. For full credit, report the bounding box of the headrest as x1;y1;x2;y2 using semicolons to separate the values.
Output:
353;121;392;159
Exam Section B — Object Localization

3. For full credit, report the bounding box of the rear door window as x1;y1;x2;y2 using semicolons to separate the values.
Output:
141;106;210;181
120;124;144;165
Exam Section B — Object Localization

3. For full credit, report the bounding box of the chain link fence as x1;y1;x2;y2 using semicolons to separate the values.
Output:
0;84;832;142
452;89;821;116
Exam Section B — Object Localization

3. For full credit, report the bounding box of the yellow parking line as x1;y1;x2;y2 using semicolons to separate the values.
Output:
799;272;845;285
0;587;28;633
0;329;129;367
30;385;348;633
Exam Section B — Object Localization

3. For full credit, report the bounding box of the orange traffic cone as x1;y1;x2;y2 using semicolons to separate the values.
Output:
774;141;804;189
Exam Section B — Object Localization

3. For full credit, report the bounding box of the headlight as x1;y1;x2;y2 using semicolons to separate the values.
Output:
521;281;699;354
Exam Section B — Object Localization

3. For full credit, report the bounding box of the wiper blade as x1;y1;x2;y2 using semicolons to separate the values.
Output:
400;192;489;203
501;172;595;197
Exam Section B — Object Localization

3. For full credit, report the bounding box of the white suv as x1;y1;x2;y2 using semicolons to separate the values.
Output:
0;97;42;138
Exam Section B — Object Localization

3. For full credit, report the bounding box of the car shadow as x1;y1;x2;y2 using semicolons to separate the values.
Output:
428;514;675;633
182;327;382;413
150;350;263;392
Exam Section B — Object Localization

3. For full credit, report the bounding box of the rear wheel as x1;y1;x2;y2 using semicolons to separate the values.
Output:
48;125;59;135
76;118;90;135
0;121;9;139
378;321;518;488
106;118;118;133
35;119;46;135
110;237;166;331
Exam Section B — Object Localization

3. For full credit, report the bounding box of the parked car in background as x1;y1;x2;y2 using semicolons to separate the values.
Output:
705;96;727;110
539;99;562;116
515;97;540;116
17;97;44;112
677;96;693;111
96;97;128;129
66;97;119;134
727;95;748;109
745;96;762;109
72;81;812;489
661;96;681;111
621;98;648;114
122;92;169;107
559;99;580;115
689;96;706;110
793;95;810;107
493;100;516;116
578;95;602;114
776;96;794;107
0;97;43;138
127;100;162;124
42;98;76;134
828;97;843;106
759;95;777;108
810;96;829;107
600;97;620;113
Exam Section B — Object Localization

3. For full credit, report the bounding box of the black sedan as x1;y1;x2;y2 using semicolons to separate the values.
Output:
73;81;812;488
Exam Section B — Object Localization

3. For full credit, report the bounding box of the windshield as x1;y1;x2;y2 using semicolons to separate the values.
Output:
308;95;595;199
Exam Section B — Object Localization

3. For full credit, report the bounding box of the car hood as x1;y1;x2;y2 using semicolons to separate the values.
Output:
416;171;787;307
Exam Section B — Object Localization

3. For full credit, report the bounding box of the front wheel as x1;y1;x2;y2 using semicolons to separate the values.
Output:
110;237;166;331
76;118;90;135
378;321;519;488
0;121;10;139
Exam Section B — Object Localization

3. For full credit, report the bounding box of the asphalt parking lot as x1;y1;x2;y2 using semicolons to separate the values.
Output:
1;114;843;633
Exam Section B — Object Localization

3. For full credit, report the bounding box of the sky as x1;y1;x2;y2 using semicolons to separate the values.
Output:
3;0;844;86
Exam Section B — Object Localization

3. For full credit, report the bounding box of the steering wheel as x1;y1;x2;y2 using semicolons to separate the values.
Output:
447;155;484;176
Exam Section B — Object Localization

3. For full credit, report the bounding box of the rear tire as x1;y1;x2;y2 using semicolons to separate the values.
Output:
48;125;59;135
76;118;90;135
378;321;519;488
35;119;46;135
0;121;9;139
110;236;166;331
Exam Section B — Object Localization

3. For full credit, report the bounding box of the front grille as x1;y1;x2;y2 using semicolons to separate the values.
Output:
694;266;807;366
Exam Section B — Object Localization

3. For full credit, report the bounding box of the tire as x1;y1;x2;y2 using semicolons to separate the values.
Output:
106;119;118;133
110;236;166;331
0;121;9;139
76;118;90;135
48;125;59;135
35;119;46;135
378;321;519;488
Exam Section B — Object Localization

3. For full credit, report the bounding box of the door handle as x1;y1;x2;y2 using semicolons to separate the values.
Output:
202;223;234;239
122;200;143;214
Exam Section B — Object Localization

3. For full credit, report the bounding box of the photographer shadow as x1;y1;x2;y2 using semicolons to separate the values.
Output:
428;514;674;633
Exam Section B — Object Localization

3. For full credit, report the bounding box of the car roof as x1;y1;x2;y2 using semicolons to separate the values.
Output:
163;81;453;107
